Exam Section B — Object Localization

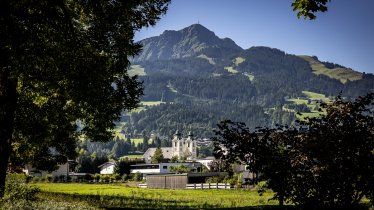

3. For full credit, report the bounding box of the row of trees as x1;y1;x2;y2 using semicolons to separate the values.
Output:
214;93;374;209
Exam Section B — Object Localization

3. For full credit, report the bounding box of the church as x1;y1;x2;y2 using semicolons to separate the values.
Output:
143;130;197;164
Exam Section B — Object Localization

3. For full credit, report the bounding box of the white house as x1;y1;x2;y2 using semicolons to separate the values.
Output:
98;161;116;174
130;162;203;175
23;160;76;177
195;156;215;170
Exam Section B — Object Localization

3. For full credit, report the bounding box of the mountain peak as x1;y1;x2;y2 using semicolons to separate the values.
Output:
134;24;242;62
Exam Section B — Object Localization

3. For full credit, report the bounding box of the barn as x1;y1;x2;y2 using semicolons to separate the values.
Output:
145;172;228;189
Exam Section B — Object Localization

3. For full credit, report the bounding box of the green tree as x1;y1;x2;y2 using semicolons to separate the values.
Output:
0;0;170;197
292;0;330;20
214;93;374;209
170;164;190;173
170;155;178;163
151;147;164;163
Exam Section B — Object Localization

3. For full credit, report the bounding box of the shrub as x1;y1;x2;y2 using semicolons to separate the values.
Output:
2;174;40;202
132;172;142;182
46;174;53;182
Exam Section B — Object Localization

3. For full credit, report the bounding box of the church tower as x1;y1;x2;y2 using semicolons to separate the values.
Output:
172;130;183;158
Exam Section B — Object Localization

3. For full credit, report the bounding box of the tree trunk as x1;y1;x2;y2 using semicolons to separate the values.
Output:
0;70;17;198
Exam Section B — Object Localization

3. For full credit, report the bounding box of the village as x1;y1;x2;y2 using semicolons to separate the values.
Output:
22;130;255;190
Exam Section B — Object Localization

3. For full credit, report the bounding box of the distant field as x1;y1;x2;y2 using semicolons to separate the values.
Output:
244;72;254;81
300;55;362;83
140;101;165;106
131;138;143;146
120;154;143;160
128;65;146;77
286;90;330;120
33;183;280;209
197;54;216;65
224;66;239;74
234;57;245;65
302;90;329;102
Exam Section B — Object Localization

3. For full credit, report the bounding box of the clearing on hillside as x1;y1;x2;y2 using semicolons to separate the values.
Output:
299;55;362;83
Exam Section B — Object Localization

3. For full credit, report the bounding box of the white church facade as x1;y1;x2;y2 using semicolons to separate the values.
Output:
143;130;197;164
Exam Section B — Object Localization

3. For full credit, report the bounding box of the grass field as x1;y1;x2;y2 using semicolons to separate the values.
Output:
286;90;330;120
141;101;165;106
301;90;329;102
32;183;281;209
224;66;239;74
120;154;143;160
299;55;362;83
198;54;216;65
234;57;245;66
131;138;143;146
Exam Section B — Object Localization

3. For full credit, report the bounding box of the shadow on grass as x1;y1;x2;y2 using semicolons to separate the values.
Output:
37;192;372;210
37;192;299;209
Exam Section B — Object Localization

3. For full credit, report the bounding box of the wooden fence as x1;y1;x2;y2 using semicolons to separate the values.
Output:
185;183;232;190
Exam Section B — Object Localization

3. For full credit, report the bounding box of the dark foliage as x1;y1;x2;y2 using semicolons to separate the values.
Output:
214;93;374;209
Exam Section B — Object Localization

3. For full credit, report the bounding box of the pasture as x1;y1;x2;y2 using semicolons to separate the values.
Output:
32;183;284;209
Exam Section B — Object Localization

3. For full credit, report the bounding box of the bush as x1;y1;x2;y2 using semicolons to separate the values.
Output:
2;174;40;202
132;172;142;182
46;174;53;182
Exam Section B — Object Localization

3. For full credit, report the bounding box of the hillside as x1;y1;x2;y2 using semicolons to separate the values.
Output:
120;24;374;139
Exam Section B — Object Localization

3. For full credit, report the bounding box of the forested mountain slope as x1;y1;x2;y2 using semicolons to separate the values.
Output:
122;24;374;138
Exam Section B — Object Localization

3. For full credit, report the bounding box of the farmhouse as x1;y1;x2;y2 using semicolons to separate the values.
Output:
23;160;77;177
143;130;197;163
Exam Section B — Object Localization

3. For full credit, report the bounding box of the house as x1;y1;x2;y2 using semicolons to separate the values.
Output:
143;130;197;163
23;160;76;177
195;156;215;170
98;161;116;174
130;162;203;175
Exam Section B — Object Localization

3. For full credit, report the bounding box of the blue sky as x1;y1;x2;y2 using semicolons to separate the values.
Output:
135;0;374;74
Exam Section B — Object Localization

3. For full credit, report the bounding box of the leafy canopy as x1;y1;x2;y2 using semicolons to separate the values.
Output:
214;93;374;209
1;0;170;170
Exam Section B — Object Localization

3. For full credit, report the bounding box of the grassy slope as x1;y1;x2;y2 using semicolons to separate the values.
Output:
299;55;362;84
286;90;329;120
197;54;216;65
120;154;143;160
33;183;279;209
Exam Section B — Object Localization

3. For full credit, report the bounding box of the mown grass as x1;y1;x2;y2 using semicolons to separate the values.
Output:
299;55;362;83
31;183;283;209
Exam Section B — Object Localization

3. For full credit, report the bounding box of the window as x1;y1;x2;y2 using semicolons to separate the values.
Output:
174;142;177;147
163;166;167;169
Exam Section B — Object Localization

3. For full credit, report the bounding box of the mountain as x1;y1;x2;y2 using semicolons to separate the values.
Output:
133;24;242;62
122;24;374;138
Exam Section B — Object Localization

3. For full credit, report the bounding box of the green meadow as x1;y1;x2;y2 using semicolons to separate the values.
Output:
31;183;285;209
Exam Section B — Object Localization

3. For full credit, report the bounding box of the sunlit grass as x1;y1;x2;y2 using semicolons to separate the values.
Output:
32;183;280;209
299;55;362;84
224;66;239;74
234;57;245;66
197;54;216;65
